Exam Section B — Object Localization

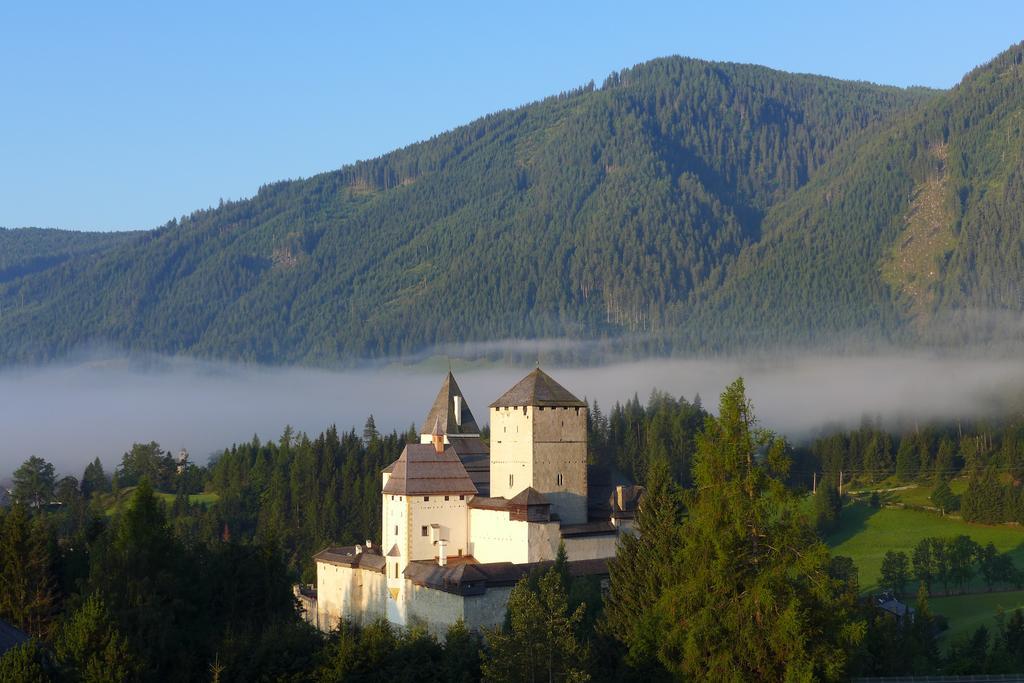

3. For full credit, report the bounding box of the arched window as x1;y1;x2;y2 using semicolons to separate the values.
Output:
509;474;514;489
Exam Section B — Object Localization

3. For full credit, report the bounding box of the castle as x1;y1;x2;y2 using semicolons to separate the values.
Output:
306;368;641;635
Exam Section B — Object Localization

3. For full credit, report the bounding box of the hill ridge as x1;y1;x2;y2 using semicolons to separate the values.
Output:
7;45;1023;365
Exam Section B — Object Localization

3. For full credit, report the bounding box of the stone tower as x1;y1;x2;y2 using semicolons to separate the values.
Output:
489;368;588;524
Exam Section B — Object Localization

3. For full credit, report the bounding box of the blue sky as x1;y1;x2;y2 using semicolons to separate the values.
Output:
2;2;1021;232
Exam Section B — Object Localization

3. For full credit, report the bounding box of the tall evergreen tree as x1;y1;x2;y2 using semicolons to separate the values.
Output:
0;505;58;638
482;569;590;683
12;456;56;510
80;458;110;500
813;476;842;533
651;379;862;680
879;551;910;598
602;458;681;669
895;436;920;482
54;593;140;683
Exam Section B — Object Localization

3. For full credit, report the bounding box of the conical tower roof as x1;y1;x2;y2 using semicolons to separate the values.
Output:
489;368;586;408
420;372;481;435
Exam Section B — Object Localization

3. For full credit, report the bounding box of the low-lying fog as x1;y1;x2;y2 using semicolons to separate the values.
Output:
3;353;1024;478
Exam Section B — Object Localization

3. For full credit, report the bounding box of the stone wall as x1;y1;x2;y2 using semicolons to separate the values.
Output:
562;533;619;561
316;562;387;631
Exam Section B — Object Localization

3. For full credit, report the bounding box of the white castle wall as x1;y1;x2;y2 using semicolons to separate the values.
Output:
316;563;387;631
405;582;514;637
407;495;470;561
468;508;561;564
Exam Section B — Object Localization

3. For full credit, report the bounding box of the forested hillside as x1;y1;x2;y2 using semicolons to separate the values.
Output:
696;43;1024;349
0;55;935;364
0;228;141;285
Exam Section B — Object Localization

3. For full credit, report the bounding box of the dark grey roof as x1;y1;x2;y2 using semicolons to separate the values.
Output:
490;368;586;408
509;487;550;507
448;436;489;461
0;618;29;656
314;545;386;572
448;437;490;495
420;372;481;435
559;520;617;537
382;444;478;496
404;557;609;594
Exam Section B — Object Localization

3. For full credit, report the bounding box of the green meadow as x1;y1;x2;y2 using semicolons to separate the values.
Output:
102;487;220;516
825;489;1024;647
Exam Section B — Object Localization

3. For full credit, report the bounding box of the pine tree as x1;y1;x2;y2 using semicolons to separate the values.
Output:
651;378;862;681
482;569;590;683
442;620;481;683
895;436;920;482
933;437;956;482
12;456;55;510
602;458;681;668
80;457;110;500
814;477;842;533
880;551;910;598
0;639;52;683
362;415;379;445
0;505;58;638
54;593;140;683
930;480;957;515
912;539;935;594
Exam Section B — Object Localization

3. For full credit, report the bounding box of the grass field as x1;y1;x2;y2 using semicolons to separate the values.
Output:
153;491;220;506
826;502;1024;594
103;487;220;515
846;479;968;510
930;590;1024;644
825;500;1024;647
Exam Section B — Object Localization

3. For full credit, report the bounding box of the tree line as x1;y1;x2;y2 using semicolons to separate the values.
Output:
7;380;1024;679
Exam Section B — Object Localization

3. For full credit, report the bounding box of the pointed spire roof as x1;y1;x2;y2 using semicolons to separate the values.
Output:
490;368;586;408
420;372;480;435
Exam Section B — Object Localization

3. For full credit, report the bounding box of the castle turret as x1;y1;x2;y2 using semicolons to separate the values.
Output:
489;368;588;524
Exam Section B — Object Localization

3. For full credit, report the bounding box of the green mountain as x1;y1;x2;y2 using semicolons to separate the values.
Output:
6;46;1018;365
693;43;1024;350
0;228;141;285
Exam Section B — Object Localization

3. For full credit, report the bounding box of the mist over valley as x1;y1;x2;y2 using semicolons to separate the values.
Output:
4;351;1022;479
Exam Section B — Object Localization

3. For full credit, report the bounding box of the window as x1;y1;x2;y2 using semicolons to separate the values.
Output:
395;564;399;578
458;548;463;556
557;473;563;486
423;496;429;502
459;495;465;500
421;525;428;537
444;495;450;501
509;474;514;488
394;525;398;536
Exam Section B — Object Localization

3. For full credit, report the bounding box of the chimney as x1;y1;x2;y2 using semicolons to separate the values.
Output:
355;544;363;555
453;395;462;426
365;539;373;549
437;539;448;567
431;416;445;454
